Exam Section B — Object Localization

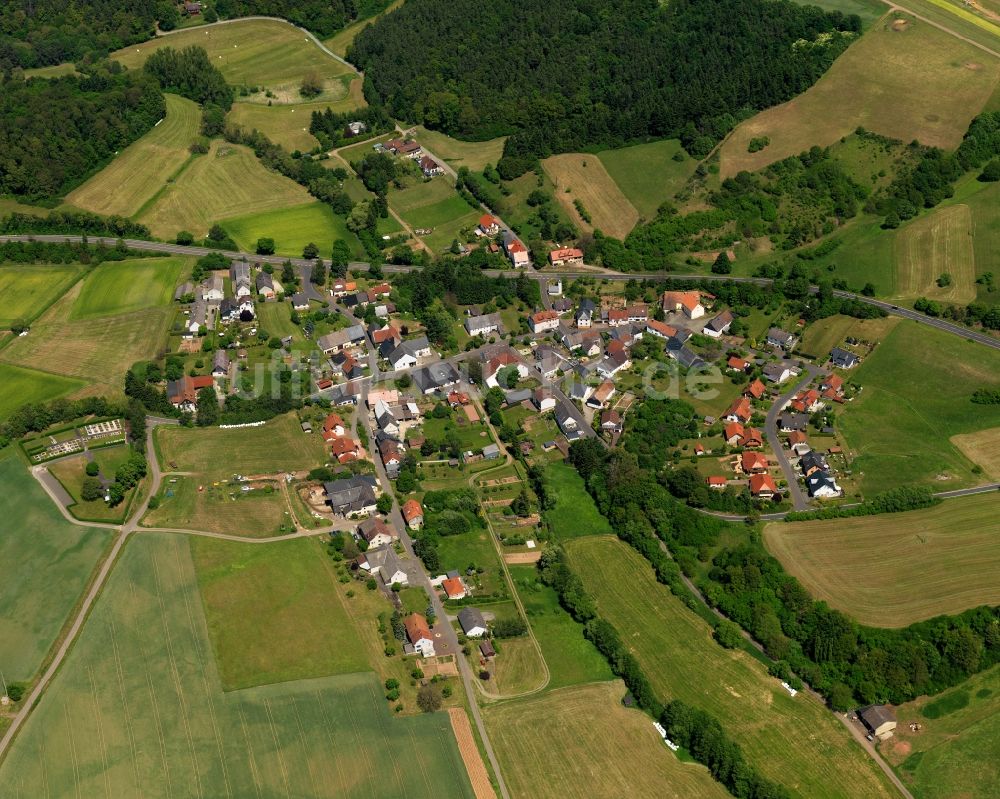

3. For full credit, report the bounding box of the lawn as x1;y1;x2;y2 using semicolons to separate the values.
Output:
597;139;698;220
142;475;295;537
490;636;548;695
484;680;728;799
567;536;898;799
138;139;313;239
798;314;899;360
507;564;613;690
837;321;1000;494
0;533;475;798
541;153;640;239
48;445;139;524
541;461;612;540
719;15;999;177
257;301;306;342
390;179;481;253
0;363;86;418
407;125;506;172
419;411;493;452
0;264;83;327
883;664;1000;799
155;412;327;477
70;257;187;320
0;451;111;682
435;530;506;596
112;18;353;91
894;204;976;304
222;200;363;258
763;493;1000;627
190;536;369;690
64;94;201;218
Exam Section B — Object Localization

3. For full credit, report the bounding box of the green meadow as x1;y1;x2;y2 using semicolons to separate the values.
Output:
597;139;698;219
0;363;85;418
222;201;364;258
70;258;187;320
0;265;83;326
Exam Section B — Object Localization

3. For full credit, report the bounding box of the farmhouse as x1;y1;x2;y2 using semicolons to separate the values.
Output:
529;310;560;334
465;312;502;337
766;327;797;351
457;607;488;638
702;310;733;338
324;475;379;516
858;705;897;741
402;499;424;530
829;347;859;369
358;517;397;548
502;230;530;268
478;214;501;236
387;138;422;158
419;155;444;176
166;375;214;411
404;613;435;657
661;290;704;319
646;319;678;340
548;247;584;267
749;473;778;499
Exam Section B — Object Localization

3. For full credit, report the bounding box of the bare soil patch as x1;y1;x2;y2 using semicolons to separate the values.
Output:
448;708;497;799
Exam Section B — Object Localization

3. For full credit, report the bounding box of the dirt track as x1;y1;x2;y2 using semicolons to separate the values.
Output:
448;708;498;799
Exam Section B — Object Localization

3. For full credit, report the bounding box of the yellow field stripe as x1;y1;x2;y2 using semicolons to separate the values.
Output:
920;0;1000;38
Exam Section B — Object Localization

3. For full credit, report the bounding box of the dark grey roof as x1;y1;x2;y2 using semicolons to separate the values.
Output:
779;413;810;431
174;281;194;301
705;310;734;332
830;347;858;367
858;705;895;733
805;470;838;496
457;607;486;634
799;451;829;472
256;272;274;291
324;475;378;513
767;327;796;347
291;292;310;307
412;361;460;393
212;350;229;372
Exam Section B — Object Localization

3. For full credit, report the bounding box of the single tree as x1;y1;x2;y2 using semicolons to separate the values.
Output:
81;476;105;502
416;684;442;713
256;237;276;255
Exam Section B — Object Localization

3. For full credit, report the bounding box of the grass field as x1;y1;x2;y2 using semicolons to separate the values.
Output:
407;125;506;172
837;321;1000;493
390;178;481;252
962;178;1000;305
0;533;475;798
0;264;83;326
0;363;86;418
138;139;313;239
155;413;327;477
191;537;369;690
951;426;1000;478
485;681;729;799
799;314;899;359
228;102;322;152
112;19;353;92
884;664;1000;799
894;204;976;304
70;257;186;320
567;536;897;799
719;16;1000;177
763;493;1000;626
22;62;78;79
542;461;612;540
0;451;111;681
897;0;1000;52
49;446;138;524
790;0;887;25
222;200;362;258
541;153;640;239
597;139;698;220
325;0;404;55
490;636;547;695
64;95;200;218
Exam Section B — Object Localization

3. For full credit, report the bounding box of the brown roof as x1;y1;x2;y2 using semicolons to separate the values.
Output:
402;499;423;522
404;613;432;643
442;577;465;598
749;473;778;495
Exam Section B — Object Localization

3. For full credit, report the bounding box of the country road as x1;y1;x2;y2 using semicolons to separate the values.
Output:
764;365;823;512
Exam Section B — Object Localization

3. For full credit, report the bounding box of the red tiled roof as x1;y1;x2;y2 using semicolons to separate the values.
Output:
402;499;423;522
744;379;766;399
724;422;745;441
647;320;678;337
404;613;432;643
442;577;465;598
741;451;768;472
728;356;748;370
707;476;727;487
726;397;752;422
750;473;778;495
548;247;583;262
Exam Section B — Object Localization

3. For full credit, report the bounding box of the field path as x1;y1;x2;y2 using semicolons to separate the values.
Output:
882;2;1000;57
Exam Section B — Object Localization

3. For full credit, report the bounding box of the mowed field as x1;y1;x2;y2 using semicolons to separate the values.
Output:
541;461;612;540
884;664;1000;799
894;204;976;304
0;452;111;681
719;16;1000;177
222;200;362;258
837;321;1000;494
542;153;640;239
112;19;353;90
325;0;405;56
64;95;200;218
485;681;729;799
138;140;313;239
597;139;698;219
390;178;481;253
70;257;187;320
0;533;475;798
763;493;1000;627
155;412;327;477
408;125;506;172
0;363;85;418
951;426;1000;478
567;536;897;799
0;264;83;326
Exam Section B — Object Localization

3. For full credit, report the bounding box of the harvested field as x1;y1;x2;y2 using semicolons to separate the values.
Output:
719;16;1000;177
542;153;640;239
448;708;497;799
764;493;1000;627
951;426;1000;479
503;551;541;564
484;681;728;799
65;94;200;218
895;204;976;303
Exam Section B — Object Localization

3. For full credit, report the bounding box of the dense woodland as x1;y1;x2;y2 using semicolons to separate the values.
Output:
352;0;861;174
0;68;164;198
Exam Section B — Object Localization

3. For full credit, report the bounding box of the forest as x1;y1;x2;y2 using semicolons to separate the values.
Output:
351;0;861;174
0;68;165;199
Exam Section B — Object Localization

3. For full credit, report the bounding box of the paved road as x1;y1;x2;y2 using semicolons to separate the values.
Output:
764;365;822;512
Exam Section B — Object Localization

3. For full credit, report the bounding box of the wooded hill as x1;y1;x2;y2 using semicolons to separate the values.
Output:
351;0;862;175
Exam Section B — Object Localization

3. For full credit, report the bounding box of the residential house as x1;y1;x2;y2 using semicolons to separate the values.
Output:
724;422;747;446
702;310;734;338
706;476;727;491
548;247;584;267
502;230;530;268
787;430;810;455
548;279;563;296
533;345;565;379
358;517;397;549
820;373;844;396
256;272;275;299
322;414;346;440
328;381;364;406
236;297;255;319
662;290;705;319
587;380;617;409
173;281;194;302
554;403;580;439
562;329;601;356
646;320;678;340
404;613;435;657
333;352;363;380
575;298;597;328
187;299;212;333
212;350;230;377
607;308;629;327
778;413;810;433
331;278;357;297
743;378;767;400
724;397;753;424
166;375;215;412
386;335;431;370
457;607;488;638
533;387;557;412
626;305;648;323
230;261;251;285
766;327;797;351
367;388;400;408
233;274;253;300
600;409;623;433
324;475;378;516
369;283;391;300
201;276;224;301
741;451;769;475
317;325;366;354
485;351;529;388
478;214;501;236
345;120;367;137
375;400;400;438
442;576;467;600
829;347;859;369
465;313;503;337
806;470;841;498
742;427;763;449
727;355;749;371
412;361;460;394
402;499;424;530
858;706;897;741
378;439;402;477
419;155;444;176
798;451;829;477
359;546;408;587
329;436;361;463
529;310;560;334
291;292;310;311
369;324;401;349
386;138;422;159
762;363;792;384
749;473;778;499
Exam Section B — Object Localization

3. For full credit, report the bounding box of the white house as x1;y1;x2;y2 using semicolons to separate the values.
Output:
529;310;560;334
457;607;488;638
201;276;224;302
404;613;436;658
465;313;502;337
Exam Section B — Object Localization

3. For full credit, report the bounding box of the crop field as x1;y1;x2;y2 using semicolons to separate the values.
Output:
951;426;1000;479
222;200;362;258
567;536;897;799
138;140;312;239
894;204;976;304
112;19;353;92
70;257;187;320
0;363;86;418
489;636;547;695
719;16;999;177
541;153;640;239
408;125;506;172
0;451;111;682
541;462;612;540
597;139;698;219
884;664;1000;799
0;533;475;798
837;321;1000;494
155;412;327;477
763;493;1000;626
484;681;728;799
190;537;369;690
64;95;201;218
0;264;83;326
